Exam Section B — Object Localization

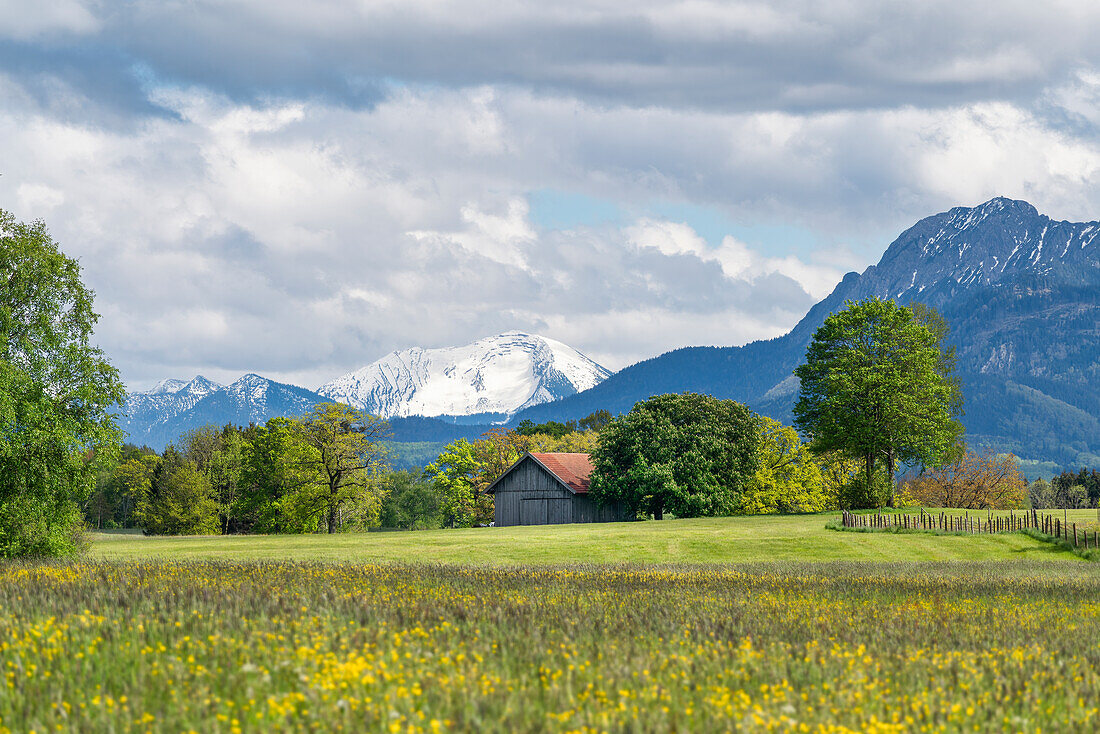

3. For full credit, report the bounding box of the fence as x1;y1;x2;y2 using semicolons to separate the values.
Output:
840;509;1100;549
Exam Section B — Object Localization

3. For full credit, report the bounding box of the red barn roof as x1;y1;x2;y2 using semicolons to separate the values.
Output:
485;452;595;495
530;453;594;493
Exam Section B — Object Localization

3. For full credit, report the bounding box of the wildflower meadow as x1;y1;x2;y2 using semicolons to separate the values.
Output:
3;560;1100;732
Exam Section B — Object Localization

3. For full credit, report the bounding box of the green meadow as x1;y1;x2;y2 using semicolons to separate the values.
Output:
88;511;1098;565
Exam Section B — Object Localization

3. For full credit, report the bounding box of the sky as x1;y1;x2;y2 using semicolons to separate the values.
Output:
4;1;1100;390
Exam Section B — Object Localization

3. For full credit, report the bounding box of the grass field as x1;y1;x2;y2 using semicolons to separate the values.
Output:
4;559;1100;732
5;513;1099;732
87;511;1099;565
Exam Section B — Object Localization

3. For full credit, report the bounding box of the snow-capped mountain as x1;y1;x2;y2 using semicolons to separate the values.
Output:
121;374;327;450
846;196;1099;303
121;376;223;443
318;331;612;418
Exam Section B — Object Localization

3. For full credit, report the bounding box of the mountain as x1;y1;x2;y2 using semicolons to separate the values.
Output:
122;374;328;450
121;198;1100;468
120;376;223;447
317;331;611;420
509;197;1100;467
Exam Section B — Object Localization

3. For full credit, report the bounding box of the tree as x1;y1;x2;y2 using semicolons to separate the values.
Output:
1053;468;1100;508
589;393;760;519
516;429;600;454
378;470;444;530
902;450;1026;509
793;298;963;507
578;409;613;432
107;451;160;527
0;210;125;557
1029;477;1092;509
238;418;311;533
739;417;835;514
426;432;518;527
134;451;219;535
288;403;389;533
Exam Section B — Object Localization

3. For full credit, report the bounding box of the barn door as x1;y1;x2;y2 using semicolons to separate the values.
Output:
519;498;572;525
520;499;548;525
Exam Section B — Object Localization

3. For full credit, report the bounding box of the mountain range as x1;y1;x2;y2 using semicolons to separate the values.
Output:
120;333;611;449
120;374;330;450
122;197;1100;469
317;331;610;421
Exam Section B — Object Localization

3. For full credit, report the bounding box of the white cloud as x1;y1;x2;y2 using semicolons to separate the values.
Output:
6;15;1100;390
16;183;65;217
0;0;99;40
625;219;843;299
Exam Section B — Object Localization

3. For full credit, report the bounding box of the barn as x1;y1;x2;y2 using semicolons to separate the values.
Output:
485;452;633;526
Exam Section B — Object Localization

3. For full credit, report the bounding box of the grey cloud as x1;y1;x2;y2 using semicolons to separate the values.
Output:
6;1;1100;115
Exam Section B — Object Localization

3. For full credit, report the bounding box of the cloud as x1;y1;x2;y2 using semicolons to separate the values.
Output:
7;0;1100;116
624;219;843;299
0;0;100;40
5;3;1100;390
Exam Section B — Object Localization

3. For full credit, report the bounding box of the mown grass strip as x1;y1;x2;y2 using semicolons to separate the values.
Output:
828;518;1100;561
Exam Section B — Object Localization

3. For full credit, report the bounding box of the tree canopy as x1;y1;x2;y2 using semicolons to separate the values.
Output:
793;298;963;507
589;393;760;519
0;210;125;556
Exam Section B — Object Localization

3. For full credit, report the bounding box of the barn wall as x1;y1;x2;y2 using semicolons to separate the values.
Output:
492;457;635;527
493;459;573;527
573;496;633;523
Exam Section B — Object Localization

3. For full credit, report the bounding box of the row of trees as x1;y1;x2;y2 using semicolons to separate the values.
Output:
90;404;388;535
89;412;613;534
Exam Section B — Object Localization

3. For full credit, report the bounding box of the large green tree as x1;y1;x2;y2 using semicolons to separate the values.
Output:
589;393;760;519
289;403;390;533
0;210;124;556
793;298;963;506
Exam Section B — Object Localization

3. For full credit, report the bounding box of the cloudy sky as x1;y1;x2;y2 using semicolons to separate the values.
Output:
4;1;1100;390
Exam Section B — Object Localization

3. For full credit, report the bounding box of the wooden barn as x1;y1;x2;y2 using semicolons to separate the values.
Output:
485;452;632;527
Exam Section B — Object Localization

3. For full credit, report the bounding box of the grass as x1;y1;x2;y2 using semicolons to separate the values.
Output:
4;514;1093;731
86;512;1087;565
4;560;1100;732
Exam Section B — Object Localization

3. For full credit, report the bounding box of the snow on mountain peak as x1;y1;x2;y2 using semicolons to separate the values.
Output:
871;197;1100;302
318;332;612;418
148;378;188;395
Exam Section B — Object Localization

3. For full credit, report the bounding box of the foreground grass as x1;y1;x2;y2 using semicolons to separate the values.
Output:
3;560;1100;732
88;514;1081;565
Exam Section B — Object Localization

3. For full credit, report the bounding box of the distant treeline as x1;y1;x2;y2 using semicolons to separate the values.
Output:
87;410;613;534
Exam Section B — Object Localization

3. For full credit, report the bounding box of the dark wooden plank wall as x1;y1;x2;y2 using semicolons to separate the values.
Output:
493;457;633;526
494;459;573;526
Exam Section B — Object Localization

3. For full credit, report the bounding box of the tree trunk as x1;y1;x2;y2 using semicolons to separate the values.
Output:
886;447;896;508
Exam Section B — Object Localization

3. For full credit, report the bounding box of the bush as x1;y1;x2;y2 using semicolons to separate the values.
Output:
839;472;892;510
0;496;86;558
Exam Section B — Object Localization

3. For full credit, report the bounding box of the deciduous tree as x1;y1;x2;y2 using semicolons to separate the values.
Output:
739;417;834;514
794;298;963;507
589;393;760;519
0;210;125;556
902;450;1025;509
